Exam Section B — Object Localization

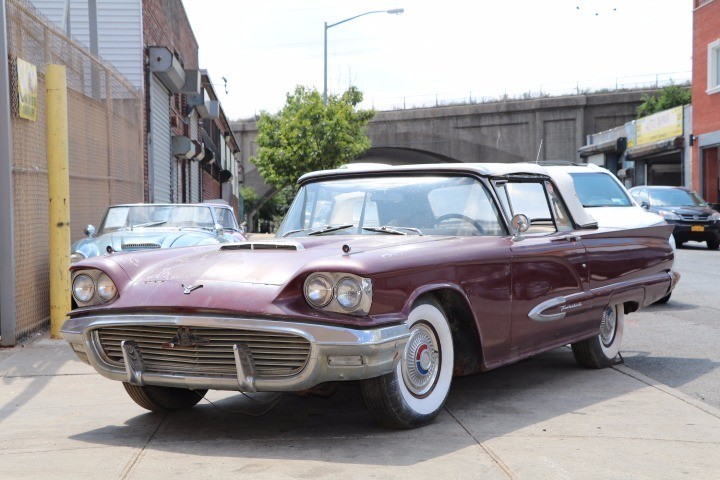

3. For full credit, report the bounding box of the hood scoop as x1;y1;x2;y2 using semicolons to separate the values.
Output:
222;241;304;251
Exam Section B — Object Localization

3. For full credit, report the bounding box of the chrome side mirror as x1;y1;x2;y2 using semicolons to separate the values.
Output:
214;223;224;235
84;224;96;237
510;214;530;241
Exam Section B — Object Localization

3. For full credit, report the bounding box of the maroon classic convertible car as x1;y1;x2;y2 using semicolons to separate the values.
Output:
62;163;678;428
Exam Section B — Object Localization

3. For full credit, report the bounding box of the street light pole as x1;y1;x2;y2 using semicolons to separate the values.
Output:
323;8;404;105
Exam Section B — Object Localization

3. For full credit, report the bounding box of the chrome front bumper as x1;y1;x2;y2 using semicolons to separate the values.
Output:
61;314;409;392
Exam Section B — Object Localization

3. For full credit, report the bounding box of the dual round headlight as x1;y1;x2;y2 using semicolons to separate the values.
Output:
304;273;371;315
73;274;95;303
72;271;117;305
305;275;334;308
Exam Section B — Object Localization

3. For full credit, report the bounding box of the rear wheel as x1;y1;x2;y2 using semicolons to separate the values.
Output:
707;239;720;250
123;383;207;412
360;297;454;428
572;304;624;369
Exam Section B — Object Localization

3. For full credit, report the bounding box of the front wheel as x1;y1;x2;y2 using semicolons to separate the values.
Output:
572;304;624;369
360;297;454;428
123;383;207;412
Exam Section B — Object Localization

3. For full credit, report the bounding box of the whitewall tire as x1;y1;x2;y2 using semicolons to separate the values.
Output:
360;297;454;428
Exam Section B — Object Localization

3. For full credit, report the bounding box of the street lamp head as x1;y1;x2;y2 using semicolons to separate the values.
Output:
323;7;405;104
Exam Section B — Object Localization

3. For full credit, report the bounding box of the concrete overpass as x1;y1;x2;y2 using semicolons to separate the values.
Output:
232;89;656;203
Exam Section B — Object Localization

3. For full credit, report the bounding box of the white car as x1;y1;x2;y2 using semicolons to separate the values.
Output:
544;163;675;303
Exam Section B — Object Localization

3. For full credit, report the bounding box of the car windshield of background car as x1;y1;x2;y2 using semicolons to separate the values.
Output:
569;173;632;207
277;175;504;237
99;205;214;233
649;189;707;207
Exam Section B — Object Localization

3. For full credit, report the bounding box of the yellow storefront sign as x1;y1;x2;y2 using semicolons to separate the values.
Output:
17;58;38;122
636;106;683;145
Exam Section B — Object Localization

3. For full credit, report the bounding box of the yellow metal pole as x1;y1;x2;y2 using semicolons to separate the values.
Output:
46;64;71;338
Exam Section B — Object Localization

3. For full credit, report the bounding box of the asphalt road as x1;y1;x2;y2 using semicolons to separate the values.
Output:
622;241;720;409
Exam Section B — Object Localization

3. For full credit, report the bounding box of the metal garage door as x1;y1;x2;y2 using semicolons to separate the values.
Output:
149;77;172;202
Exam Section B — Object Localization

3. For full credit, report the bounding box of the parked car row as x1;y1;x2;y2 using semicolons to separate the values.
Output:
63;162;678;429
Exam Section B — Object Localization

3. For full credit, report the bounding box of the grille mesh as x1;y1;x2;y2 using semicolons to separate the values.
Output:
678;214;710;222
96;326;311;378
121;242;161;250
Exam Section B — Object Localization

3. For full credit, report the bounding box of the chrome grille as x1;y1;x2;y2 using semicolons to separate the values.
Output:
95;326;311;378
678;214;710;222
122;242;161;250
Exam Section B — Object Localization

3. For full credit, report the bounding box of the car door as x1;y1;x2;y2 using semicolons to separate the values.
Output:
495;178;592;358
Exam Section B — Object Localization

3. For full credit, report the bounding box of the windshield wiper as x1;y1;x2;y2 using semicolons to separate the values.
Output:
131;221;167;229
363;226;423;236
309;224;355;235
283;224;355;237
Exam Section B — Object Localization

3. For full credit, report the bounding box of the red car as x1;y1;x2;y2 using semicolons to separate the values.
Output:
62;163;678;428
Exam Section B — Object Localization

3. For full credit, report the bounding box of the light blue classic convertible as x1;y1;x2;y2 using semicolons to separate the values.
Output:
70;202;246;264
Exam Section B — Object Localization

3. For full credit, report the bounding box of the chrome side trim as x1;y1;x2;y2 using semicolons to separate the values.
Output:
528;297;567;322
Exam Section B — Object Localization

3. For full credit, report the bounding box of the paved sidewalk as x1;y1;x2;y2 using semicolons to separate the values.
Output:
1;333;719;480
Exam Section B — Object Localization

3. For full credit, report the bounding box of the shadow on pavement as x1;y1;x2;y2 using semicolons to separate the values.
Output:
67;347;674;466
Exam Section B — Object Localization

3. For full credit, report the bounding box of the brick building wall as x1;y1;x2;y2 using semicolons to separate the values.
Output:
692;0;720;198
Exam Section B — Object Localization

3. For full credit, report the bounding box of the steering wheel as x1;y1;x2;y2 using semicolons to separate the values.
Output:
435;213;485;234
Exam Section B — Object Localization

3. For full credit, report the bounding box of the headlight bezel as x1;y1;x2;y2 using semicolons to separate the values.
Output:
303;272;372;316
70;251;86;264
71;269;118;307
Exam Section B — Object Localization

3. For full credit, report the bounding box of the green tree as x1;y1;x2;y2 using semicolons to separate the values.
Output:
241;185;291;232
251;85;375;191
637;85;691;118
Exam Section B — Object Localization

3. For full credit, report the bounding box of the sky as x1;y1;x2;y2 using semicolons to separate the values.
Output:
182;0;693;121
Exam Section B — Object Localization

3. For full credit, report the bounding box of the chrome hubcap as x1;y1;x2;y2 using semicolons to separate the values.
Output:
600;305;617;347
402;323;440;396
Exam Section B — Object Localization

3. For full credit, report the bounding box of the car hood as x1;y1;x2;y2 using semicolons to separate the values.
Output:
586;206;666;229
651;205;716;216
71;228;223;258
71;235;462;317
106;235;452;287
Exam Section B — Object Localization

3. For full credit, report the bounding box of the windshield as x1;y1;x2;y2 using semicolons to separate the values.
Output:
99;205;216;234
648;188;707;207
277;175;506;237
569;172;633;207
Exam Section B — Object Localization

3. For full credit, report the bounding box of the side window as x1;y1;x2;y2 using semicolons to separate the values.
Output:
503;180;571;234
217;208;238;229
427;180;505;236
545;181;572;231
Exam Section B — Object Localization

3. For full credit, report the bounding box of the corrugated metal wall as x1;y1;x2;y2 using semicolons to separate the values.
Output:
149;77;171;203
29;0;143;89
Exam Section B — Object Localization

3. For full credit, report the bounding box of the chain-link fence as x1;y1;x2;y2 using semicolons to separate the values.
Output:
7;0;144;340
